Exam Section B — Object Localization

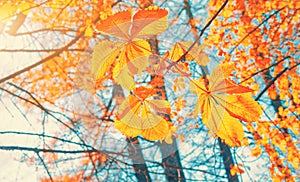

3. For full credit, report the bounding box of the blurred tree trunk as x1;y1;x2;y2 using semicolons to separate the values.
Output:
148;38;186;181
127;137;152;182
218;138;239;182
113;84;151;181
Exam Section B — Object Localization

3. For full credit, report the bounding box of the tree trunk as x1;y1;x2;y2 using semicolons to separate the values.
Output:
159;137;185;182
113;84;151;181
127;137;152;182
218;138;239;182
148;37;186;182
150;73;186;182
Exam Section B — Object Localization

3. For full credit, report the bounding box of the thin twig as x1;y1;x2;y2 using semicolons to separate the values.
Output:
166;0;229;71
240;56;290;84
229;6;286;54
36;152;54;182
256;62;300;101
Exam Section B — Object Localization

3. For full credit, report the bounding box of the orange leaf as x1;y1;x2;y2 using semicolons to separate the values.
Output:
230;164;245;176
212;79;254;94
250;146;262;157
222;94;262;122
93;8;168;89
131;7;168;38
95;10;131;40
84;25;93;37
95;7;168;40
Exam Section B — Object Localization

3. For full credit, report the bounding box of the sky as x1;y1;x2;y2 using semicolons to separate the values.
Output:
0;103;39;182
0;23;42;181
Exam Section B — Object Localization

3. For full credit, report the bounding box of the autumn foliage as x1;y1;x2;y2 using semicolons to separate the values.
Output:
0;0;299;181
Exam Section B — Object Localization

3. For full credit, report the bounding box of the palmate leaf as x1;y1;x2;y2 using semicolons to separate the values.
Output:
92;8;172;141
91;40;151;90
190;64;262;146
113;40;151;90
93;7;168;90
115;87;174;142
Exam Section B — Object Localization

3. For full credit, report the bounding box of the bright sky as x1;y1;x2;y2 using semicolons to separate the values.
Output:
0;102;39;182
0;25;42;181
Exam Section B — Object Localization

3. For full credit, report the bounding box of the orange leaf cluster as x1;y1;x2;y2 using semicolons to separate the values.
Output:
206;0;299;180
230;164;245;176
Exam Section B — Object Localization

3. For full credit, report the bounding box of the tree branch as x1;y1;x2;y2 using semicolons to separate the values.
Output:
0;31;85;84
240;56;291;84
166;0;229;71
36;152;54;182
229;6;286;54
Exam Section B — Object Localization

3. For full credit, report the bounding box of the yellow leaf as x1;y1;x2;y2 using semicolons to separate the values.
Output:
189;79;207;118
217;109;244;147
164;134;173;144
211;63;235;77
117;94;163;129
114;65;136;90
115;87;173;141
94;9;165;90
147;100;171;115
141;119;170;141
168;42;210;66
203;98;225;134
208;64;254;95
190;64;261;146
168;42;193;62
222;94;262;122
124;39;152;61
91;41;122;81
18;2;32;15
113;40;151;90
114;119;141;138
190;79;205;93
0;3;18;23
84;25;93;37
222;9;231;18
